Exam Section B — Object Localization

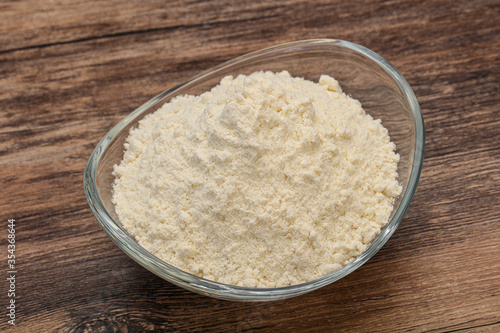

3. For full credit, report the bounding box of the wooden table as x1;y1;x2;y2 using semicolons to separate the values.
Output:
1;0;499;331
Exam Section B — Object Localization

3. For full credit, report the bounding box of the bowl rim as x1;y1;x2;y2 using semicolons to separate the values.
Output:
83;38;425;301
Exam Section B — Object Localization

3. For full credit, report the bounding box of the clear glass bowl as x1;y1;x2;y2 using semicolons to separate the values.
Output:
84;39;424;301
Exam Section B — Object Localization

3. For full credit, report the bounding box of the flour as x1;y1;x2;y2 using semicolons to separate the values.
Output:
112;71;402;288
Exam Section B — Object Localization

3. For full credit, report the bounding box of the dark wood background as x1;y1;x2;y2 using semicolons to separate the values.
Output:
1;0;499;332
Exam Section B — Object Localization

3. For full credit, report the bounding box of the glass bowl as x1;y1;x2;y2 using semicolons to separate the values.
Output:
83;39;424;301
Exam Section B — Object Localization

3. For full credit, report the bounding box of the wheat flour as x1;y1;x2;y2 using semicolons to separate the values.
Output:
112;70;402;288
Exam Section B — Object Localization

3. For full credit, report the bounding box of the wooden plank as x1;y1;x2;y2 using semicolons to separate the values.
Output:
2;0;497;53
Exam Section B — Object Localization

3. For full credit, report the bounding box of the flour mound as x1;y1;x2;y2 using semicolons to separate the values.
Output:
112;71;401;288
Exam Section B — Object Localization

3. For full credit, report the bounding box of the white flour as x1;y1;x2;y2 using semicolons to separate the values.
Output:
112;71;402;288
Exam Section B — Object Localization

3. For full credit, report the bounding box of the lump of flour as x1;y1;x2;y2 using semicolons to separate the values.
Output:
112;71;402;288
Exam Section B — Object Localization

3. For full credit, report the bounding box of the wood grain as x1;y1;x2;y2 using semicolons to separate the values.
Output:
1;0;499;331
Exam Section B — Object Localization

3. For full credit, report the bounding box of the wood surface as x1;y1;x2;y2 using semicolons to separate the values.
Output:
1;0;499;331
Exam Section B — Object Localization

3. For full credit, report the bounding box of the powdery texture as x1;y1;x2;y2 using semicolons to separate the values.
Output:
112;71;402;288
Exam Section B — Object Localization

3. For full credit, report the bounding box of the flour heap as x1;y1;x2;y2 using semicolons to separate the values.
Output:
112;71;402;288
